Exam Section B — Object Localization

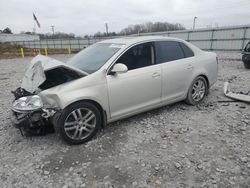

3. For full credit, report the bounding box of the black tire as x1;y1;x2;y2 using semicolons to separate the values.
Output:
57;101;101;145
242;54;250;69
185;76;208;105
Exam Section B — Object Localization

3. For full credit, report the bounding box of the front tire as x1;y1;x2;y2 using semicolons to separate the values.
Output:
185;76;208;105
57;101;101;145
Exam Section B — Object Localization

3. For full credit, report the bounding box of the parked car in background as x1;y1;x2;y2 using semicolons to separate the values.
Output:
242;41;250;69
11;36;218;144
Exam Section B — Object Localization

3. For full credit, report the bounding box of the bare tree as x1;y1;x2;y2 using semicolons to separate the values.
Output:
2;27;12;34
120;22;185;35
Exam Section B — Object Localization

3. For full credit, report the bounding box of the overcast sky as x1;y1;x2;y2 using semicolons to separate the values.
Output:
0;0;250;36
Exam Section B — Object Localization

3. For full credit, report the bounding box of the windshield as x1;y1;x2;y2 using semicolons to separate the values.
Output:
67;43;123;73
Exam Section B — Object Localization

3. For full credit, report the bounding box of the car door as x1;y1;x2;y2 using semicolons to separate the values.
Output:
155;41;195;103
106;42;162;119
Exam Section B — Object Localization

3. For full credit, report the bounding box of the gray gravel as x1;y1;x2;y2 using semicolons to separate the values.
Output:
0;53;250;188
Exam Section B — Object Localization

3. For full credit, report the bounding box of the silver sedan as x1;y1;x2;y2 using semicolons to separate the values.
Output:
11;36;218;144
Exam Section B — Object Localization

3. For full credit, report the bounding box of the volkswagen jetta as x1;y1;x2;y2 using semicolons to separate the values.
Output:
11;36;218;144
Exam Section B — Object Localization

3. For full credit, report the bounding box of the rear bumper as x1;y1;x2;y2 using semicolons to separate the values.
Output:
242;51;250;55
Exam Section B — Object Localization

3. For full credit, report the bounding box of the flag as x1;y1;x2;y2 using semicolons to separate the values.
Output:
33;13;40;28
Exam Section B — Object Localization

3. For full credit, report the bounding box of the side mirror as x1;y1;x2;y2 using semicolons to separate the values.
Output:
111;63;128;74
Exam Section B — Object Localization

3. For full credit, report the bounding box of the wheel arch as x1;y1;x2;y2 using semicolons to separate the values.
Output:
197;74;209;94
185;73;210;98
184;74;209;105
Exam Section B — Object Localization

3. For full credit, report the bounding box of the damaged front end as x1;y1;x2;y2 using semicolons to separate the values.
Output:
11;88;57;135
11;55;87;136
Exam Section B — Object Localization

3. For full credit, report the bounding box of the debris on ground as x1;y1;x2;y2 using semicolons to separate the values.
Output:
224;82;250;103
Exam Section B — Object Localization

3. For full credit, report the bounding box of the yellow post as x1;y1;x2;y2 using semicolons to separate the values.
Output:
68;47;71;55
44;48;48;56
20;48;24;58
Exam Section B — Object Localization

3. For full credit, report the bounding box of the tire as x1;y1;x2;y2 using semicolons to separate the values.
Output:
57;101;101;145
242;54;250;69
185;76;208;105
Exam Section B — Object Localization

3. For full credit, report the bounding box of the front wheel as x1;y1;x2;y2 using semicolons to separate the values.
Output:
185;76;208;105
57;101;101;145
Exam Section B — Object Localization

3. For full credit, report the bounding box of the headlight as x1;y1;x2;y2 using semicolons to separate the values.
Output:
12;95;43;112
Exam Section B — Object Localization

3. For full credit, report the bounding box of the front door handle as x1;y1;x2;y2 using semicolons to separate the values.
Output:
152;72;160;78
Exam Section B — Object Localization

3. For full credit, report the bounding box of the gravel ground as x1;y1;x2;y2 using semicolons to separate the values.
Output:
0;53;249;188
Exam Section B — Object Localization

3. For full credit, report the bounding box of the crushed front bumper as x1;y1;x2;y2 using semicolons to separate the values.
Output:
11;109;45;135
11;87;61;136
10;109;59;136
10;110;30;129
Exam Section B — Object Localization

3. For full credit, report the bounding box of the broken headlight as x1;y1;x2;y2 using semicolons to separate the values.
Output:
12;95;43;112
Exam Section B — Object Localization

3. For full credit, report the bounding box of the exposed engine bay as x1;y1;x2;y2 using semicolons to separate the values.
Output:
39;67;83;90
11;55;87;136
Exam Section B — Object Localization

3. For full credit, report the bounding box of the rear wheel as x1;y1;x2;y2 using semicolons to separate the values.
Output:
185;76;208;105
57;101;101;145
242;54;250;69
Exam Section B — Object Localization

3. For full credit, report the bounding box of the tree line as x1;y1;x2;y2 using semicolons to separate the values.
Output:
91;21;185;38
1;21;185;39
120;22;185;35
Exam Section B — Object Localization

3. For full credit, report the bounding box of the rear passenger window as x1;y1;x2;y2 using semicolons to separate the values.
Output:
156;41;185;63
179;42;194;57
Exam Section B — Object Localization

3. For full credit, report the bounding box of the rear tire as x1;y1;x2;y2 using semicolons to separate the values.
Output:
242;54;250;69
185;76;208;105
57;101;101;145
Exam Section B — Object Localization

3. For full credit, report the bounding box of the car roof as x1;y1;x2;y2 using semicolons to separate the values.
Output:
98;36;185;46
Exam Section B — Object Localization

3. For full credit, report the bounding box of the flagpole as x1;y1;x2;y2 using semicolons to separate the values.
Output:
33;19;36;34
33;12;41;34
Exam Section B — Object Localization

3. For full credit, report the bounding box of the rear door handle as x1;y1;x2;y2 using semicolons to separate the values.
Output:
152;72;160;78
187;64;194;70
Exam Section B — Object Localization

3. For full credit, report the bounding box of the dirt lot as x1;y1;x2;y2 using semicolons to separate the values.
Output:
0;43;80;59
0;52;249;188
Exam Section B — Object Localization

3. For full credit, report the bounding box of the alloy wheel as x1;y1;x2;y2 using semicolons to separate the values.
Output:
191;79;206;102
64;108;96;140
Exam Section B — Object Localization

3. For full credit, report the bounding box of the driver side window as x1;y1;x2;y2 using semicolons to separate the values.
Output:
116;42;154;71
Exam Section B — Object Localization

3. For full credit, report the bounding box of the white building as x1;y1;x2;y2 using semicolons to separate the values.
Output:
0;34;40;42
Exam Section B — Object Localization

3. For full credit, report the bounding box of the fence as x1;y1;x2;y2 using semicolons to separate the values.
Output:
8;25;250;52
140;25;250;51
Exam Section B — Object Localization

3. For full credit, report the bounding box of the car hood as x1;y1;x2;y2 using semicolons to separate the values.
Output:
21;55;88;93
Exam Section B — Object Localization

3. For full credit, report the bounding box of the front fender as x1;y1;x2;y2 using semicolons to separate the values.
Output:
39;84;110;119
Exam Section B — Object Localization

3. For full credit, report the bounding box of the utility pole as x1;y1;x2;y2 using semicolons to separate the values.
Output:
105;23;109;36
51;25;55;36
193;16;198;30
33;23;36;34
138;25;142;36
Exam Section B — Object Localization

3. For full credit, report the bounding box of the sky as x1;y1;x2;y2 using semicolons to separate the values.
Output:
0;0;250;36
